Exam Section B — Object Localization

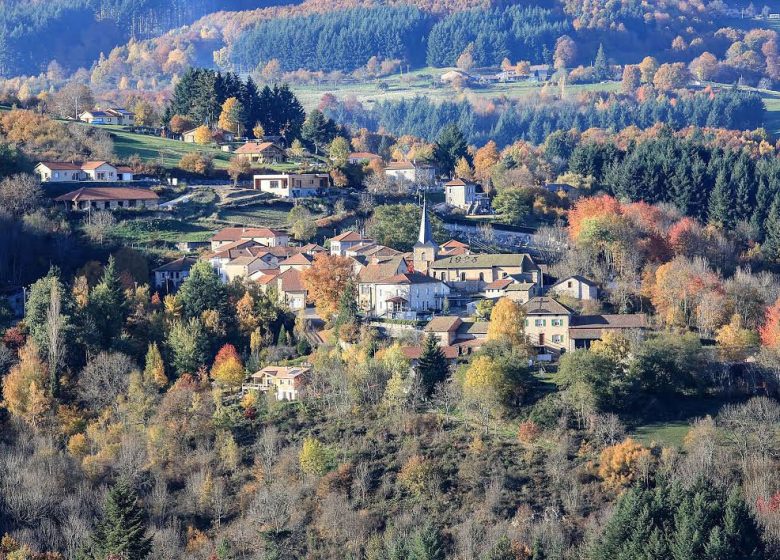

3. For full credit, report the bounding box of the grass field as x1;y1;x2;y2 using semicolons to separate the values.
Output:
112;218;218;244
633;421;691;447
290;66;622;111
105;126;233;169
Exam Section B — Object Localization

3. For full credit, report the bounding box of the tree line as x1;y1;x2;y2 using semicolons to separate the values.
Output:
228;6;433;73
326;89;765;146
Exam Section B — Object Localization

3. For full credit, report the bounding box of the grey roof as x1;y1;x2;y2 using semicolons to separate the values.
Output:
154;257;197;273
431;253;536;270
522;297;573;316
552;275;598;288
457;320;489;336
414;199;436;249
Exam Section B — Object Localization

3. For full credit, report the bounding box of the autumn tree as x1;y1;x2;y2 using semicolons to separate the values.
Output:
653;63;691;91
453;157;473;180
1;341;51;427
167;318;208;376
554;35;577;69
461;355;508;433
486;298;526;346
179;152;214;176
329;136;350;167
716;314;759;361
299;437;331;477
301;253;355;318
638;56;659;84
598;438;651;492
218;97;245;135
143;342;167;388
169;115;193;134
473;140;500;183
760;298;780;348
227;157;251;186
689;52;720;81
210;344;245;388
192;125;213;145
621;65;641;93
53;81;94;119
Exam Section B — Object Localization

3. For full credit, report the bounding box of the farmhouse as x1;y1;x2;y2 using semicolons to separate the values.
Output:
329;231;373;256
54;187;158;211
549;275;599;301
252;173;329;198
444;178;490;213
233;141;287;163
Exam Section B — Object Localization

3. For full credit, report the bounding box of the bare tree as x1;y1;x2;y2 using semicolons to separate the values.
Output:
77;351;136;412
52;82;94;120
0;174;43;217
45;280;64;396
82;210;116;245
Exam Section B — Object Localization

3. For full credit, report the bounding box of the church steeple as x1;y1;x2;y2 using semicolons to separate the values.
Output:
413;197;438;274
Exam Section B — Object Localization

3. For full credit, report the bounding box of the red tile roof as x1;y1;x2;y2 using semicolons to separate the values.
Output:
234;141;282;155
277;268;306;292
349;152;381;160
80;161;112;171
424;316;462;333
279;253;312;266
211;227;287;242
331;231;368;242
55;187;158;202
37;161;81;170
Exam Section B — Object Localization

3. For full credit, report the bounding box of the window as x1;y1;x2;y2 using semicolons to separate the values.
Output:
551;319;563;326
479;272;484;282
552;334;564;343
270;180;280;189
460;272;465;281
534;319;546;327
525;319;528;326
567;281;572;288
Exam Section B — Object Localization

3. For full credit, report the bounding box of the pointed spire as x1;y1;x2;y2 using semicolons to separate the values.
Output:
418;196;433;246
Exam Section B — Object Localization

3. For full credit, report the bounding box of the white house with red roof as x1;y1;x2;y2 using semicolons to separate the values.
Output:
54;187;158;211
233;141;286;163
35;161;133;183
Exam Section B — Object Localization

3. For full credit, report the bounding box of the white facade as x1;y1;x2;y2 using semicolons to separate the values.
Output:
445;180;478;209
253;173;329;198
385;163;436;185
550;276;599;301
373;277;450;319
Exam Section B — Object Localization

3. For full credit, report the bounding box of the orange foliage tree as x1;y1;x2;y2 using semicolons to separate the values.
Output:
760;298;780;348
301;253;355;318
651;256;724;329
598;438;652;492
210;344;245;388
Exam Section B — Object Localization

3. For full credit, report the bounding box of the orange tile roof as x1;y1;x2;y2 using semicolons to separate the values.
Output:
55;187;158;202
234;141;282;154
80;161;112;171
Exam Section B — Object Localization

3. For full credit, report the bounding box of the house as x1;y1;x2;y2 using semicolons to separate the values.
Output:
439;239;471;256
529;64;551;82
484;276;539;303
523;297;574;354
242;366;310;401
81;161;119;181
80;108;135;126
440;69;472;84
522;296;648;354
262;268;308;310
444;178;491;213
549;275;599;301
54;187;159;211
344;242;402;262
210;227;289;250
329;231;373;256
568;314;648;350
348;152;382;165
279;253;313;271
35;161;133;183
372;272;450;319
385;161;437;185
252;173;329;198
403;315;487;364
234;141;287;164
222;256;268;282
357;255;409;311
153;257;197;290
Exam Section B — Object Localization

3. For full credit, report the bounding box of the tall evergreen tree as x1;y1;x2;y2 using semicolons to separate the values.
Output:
80;479;152;560
763;195;780;261
176;261;227;319
88;256;126;349
708;170;734;228
334;278;359;329
408;524;445;560
417;333;449;397
434;124;468;177
594;43;609;80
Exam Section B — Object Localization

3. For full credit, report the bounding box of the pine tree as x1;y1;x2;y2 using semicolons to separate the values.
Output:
89;256;126;349
594;43;609;80
434;124;468;176
278;327;289;346
417;333;449;397
408;524;445;560
143;342;167;388
81;479;152;560
707;171;734;228
334;279;359;329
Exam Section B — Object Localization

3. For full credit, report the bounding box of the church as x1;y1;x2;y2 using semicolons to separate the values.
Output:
412;202;543;295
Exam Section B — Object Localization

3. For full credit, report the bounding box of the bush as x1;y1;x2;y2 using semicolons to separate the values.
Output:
179;152;214;176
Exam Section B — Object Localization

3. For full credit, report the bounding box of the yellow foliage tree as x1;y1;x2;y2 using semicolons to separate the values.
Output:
486;297;526;346
590;331;631;364
398;454;434;496
598;438;651;492
143;342;168;388
235;292;259;334
210;344;245;388
2;342;51;427
454;156;473;181
193;125;213;145
299;436;330;476
716;314;760;361
473;140;500;183
218;97;244;135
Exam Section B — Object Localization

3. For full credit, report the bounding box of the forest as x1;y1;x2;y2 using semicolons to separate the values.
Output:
324;89;766;146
